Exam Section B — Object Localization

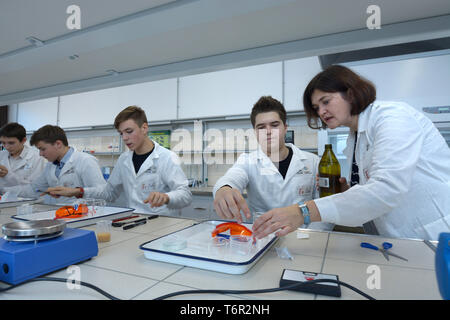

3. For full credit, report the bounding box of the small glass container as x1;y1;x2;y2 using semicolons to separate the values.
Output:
96;220;112;242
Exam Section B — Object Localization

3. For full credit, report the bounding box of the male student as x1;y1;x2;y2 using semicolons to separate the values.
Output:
48;105;192;215
213;96;332;230
3;124;106;204
0;122;46;188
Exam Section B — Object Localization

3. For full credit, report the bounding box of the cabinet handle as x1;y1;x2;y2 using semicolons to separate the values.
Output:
193;207;207;211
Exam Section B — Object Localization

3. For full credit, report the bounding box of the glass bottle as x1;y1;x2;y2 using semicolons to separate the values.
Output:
318;144;341;197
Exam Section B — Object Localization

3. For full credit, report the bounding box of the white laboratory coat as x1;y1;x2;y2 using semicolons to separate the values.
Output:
0;145;46;188
213;143;333;230
6;148;106;205
315;101;450;240
85;141;192;215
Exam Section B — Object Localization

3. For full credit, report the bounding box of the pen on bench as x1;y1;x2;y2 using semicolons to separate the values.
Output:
123;219;147;230
112;215;140;223
113;217;146;227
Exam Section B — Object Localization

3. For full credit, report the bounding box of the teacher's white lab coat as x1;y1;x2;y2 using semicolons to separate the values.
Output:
85;141;192;215
315;101;450;240
6;149;106;205
0;145;46;188
213;144;333;230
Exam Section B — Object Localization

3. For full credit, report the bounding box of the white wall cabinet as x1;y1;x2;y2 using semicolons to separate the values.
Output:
17;97;58;131
284;56;322;111
347;54;450;122
178;62;283;119
59;78;178;128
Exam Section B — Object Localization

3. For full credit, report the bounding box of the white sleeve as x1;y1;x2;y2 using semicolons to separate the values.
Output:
162;153;192;209
3;164;49;198
2;154;46;186
84;160;122;202
316;108;424;226
311;154;320;200
212;154;250;198
79;155;107;188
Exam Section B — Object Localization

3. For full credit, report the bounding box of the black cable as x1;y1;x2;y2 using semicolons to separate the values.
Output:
1;277;375;300
30;277;120;300
0;276;119;300
153;279;376;300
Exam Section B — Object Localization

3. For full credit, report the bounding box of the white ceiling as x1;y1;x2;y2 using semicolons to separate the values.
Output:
1;0;450;104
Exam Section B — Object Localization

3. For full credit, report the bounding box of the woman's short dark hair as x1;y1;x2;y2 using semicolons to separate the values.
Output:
0;122;26;141
303;65;376;129
250;96;287;128
30;125;68;146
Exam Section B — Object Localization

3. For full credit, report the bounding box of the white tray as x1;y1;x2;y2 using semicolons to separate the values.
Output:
0;197;37;208
140;220;278;274
11;206;135;228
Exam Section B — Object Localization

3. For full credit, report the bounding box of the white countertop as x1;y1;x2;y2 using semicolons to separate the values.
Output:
0;203;441;300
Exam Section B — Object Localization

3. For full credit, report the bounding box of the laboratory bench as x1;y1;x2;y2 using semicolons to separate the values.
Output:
0;202;442;301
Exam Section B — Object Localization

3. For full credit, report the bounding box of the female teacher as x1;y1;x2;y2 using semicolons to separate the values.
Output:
253;65;450;241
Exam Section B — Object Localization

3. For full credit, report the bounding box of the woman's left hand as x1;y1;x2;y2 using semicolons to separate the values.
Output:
252;204;304;239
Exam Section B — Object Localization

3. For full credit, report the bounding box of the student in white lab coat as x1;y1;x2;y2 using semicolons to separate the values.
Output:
0;122;46;189
48;106;192;215
213;96;333;230
253;65;450;241
3;125;106;204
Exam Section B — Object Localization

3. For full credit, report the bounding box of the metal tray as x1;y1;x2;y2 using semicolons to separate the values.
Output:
11;206;135;228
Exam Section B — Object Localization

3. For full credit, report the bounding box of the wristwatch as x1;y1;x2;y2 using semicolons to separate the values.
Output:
298;201;311;227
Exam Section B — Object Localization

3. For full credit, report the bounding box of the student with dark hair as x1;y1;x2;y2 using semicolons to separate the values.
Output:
3;124;106;204
213;96;332;230
253;65;450;241
0;122;46;189
48;106;192;215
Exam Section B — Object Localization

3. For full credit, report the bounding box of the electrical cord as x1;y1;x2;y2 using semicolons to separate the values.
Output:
0;276;120;300
0;277;375;300
153;279;376;300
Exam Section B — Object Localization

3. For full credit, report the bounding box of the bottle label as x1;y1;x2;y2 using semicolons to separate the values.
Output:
318;177;329;188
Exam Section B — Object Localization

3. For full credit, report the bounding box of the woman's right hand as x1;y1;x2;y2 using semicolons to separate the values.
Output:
339;177;350;192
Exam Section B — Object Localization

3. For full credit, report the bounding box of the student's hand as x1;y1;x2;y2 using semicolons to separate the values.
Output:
213;186;251;223
0;165;8;178
252;204;303;239
47;187;81;198
144;192;169;208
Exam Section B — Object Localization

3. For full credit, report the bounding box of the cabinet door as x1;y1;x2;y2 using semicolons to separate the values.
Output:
59;78;177;128
178;62;282;119
181;195;213;220
17;97;58;131
284;56;322;111
350;54;450;123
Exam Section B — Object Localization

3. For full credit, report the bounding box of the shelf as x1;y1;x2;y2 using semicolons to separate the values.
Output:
87;152;122;156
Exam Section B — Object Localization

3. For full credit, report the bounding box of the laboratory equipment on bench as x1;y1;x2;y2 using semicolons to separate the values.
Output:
140;220;278;274
11;206;134;228
360;241;408;262
0;220;98;285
